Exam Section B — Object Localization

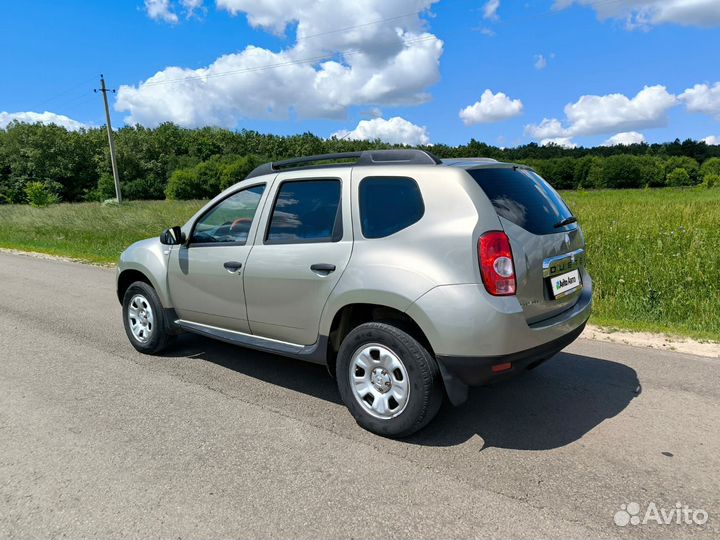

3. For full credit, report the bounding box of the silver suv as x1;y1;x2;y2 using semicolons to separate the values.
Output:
117;150;592;437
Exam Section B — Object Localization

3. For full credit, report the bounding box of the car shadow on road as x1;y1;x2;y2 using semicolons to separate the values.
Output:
406;353;640;449
164;335;640;450
165;333;344;405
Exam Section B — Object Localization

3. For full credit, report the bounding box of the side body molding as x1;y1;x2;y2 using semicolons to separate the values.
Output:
176;320;328;364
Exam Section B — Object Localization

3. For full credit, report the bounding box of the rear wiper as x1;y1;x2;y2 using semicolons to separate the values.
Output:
554;216;577;228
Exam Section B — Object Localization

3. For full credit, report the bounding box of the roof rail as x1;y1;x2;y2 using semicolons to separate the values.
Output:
246;149;442;179
441;157;499;163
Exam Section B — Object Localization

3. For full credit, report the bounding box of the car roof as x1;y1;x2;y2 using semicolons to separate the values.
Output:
246;150;528;179
442;158;531;170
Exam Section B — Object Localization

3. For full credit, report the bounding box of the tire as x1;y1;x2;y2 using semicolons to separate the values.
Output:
336;321;443;438
122;281;175;355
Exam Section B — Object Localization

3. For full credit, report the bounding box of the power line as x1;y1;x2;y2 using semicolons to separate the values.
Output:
293;11;422;42
53;89;98;110
110;9;439;90
33;0;633;121
122;0;633;91
31;76;96;112
547;0;643;15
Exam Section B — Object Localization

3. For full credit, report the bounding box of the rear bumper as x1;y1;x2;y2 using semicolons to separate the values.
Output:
437;319;586;385
406;277;592;405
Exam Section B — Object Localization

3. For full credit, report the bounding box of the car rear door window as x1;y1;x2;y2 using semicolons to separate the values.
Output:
467;167;574;235
359;177;424;239
266;179;342;244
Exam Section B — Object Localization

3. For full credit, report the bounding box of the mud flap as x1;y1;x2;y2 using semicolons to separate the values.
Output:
436;358;469;406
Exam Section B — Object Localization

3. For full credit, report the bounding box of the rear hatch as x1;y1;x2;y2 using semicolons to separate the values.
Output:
467;166;586;324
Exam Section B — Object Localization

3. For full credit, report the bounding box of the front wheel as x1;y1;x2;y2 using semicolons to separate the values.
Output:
336;322;443;438
122;281;175;355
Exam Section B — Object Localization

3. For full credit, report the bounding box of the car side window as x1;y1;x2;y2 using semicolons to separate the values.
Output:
191;185;265;245
265;179;342;244
359;176;424;238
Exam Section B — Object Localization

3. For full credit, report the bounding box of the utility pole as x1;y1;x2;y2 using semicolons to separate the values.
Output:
95;75;122;203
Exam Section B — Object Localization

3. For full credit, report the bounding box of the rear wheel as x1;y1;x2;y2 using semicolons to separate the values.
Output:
336;322;443;438
122;281;175;354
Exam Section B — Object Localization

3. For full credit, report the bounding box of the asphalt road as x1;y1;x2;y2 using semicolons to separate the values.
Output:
0;251;718;539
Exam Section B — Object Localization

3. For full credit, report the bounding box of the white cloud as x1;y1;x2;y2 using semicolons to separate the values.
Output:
145;0;206;22
332;116;430;145
541;137;577;149
527;118;566;139
603;131;646;146
534;54;547;70
145;0;179;23
703;135;720;146
181;0;205;17
525;85;677;140
181;0;203;10
680;82;720;120
477;27;496;37
553;0;720;29
0;111;88;131
459;89;523;125
483;0;500;20
121;0;443;128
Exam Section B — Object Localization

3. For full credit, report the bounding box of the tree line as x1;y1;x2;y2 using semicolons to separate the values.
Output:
1;121;719;204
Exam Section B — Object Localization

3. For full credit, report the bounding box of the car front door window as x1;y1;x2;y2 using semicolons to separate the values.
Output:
192;185;265;245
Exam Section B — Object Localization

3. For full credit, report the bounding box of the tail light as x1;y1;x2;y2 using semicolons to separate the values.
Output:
478;231;516;296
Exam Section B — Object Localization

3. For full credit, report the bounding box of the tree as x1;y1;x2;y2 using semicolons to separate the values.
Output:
529;157;578;189
599;155;645;188
91;173;117;201
666;167;691;187
3;121;720;203
573;155;594;187
165;156;235;199
0;122;100;202
220;155;264;191
584;157;605;188
702;174;719;188
638;156;666;187
664;156;700;185
700;157;720;178
165;169;203;200
25;181;61;207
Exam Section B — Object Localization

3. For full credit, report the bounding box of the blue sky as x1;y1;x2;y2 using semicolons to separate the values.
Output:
1;0;719;147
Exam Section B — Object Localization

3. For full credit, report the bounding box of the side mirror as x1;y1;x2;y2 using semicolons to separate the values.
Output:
160;226;186;245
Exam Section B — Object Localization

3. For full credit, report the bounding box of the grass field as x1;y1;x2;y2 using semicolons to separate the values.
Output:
0;200;205;264
0;188;718;340
563;189;720;340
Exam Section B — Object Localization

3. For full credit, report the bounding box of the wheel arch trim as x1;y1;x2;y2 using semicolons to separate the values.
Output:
116;264;171;307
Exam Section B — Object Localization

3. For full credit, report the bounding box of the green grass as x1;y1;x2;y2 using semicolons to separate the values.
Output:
562;188;720;341
0;188;718;340
0;200;204;264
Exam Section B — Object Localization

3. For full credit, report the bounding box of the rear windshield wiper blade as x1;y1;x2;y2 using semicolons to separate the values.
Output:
554;216;577;228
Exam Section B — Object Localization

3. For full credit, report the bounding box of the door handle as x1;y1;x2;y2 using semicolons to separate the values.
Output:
223;261;243;273
310;263;336;275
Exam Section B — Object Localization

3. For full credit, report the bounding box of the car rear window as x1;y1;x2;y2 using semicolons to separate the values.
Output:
359;176;424;238
467;167;574;235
